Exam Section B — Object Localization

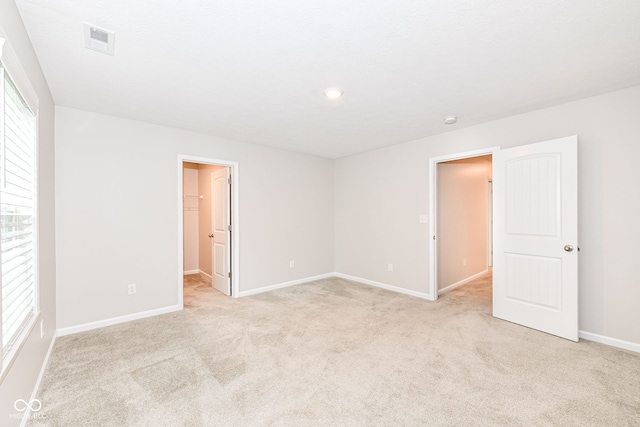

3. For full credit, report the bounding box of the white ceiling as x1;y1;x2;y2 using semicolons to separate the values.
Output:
15;0;640;159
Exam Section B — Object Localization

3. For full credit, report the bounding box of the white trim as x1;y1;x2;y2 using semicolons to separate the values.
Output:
198;270;212;281
19;331;57;427
177;159;184;308
579;331;640;354
0;35;38;112
0;314;38;381
57;305;180;337
334;273;432;300
236;273;335;297
438;269;489;295
487;179;493;267
178;155;240;303
428;146;500;302
49;276;640;357
222;272;433;300
183;269;200;275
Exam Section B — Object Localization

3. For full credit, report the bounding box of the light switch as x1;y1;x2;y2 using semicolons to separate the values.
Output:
419;215;428;224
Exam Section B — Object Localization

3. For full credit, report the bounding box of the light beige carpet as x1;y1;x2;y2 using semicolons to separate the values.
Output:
28;273;640;426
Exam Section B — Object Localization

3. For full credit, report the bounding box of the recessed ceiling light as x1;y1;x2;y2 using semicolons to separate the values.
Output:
324;87;344;99
444;116;457;125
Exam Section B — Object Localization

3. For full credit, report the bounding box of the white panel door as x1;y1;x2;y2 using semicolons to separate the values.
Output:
211;167;231;295
493;136;578;341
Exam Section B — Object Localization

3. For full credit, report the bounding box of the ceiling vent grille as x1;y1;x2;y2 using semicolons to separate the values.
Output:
83;23;115;56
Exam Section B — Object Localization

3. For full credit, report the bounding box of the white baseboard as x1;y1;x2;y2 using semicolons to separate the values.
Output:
21;331;57;427
579;330;640;353
183;269;200;275
438;269;489;295
57;305;181;337
237;272;433;300
199;270;213;281
333;272;433;300
48;276;639;362
236;273;335;297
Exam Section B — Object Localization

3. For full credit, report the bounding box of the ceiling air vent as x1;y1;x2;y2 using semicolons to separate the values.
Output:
83;23;115;56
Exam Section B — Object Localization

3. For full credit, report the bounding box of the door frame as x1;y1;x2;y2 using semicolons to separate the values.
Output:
177;154;240;307
487;179;493;267
428;146;500;301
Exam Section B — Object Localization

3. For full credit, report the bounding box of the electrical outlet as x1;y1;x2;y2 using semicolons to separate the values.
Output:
289;260;295;268
463;259;467;267
419;215;428;224
388;263;394;272
40;319;44;338
128;283;136;295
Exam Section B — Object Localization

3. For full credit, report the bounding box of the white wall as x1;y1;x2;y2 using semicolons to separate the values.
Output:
182;163;199;273
437;157;491;291
0;1;56;424
335;85;640;346
55;106;334;329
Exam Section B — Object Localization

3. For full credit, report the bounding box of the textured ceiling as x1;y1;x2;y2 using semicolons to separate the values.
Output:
15;0;640;158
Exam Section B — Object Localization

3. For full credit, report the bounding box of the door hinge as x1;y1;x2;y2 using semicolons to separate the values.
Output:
228;271;232;279
228;224;232;232
228;176;231;185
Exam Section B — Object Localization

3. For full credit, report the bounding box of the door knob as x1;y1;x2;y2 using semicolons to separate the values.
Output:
208;234;214;238
563;245;573;252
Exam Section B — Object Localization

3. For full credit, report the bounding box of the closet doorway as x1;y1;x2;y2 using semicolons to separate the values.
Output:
178;155;240;306
428;147;499;301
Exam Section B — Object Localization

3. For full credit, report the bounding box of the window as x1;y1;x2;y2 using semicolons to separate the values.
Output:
0;61;38;364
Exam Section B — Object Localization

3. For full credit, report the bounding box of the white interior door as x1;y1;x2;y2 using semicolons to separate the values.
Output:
210;167;231;295
493;136;578;341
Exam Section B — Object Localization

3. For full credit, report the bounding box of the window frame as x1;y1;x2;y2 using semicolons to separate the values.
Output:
0;36;41;379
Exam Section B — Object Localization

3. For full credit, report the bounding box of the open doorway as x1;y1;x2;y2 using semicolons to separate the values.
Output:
428;147;499;301
428;138;578;340
178;155;240;308
436;156;492;296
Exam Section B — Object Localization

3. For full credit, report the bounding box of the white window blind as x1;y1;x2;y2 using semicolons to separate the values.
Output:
0;63;37;357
